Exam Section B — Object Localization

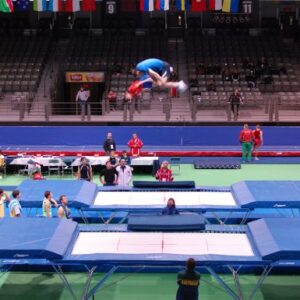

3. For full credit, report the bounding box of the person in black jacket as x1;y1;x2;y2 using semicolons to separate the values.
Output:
103;132;116;155
228;88;244;116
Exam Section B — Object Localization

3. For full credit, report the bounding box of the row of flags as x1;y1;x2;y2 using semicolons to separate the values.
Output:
0;0;240;13
141;0;240;13
0;0;96;12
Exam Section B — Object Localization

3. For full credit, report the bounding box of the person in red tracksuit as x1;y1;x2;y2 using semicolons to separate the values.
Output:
239;124;254;162
128;133;143;157
155;161;174;182
252;124;263;160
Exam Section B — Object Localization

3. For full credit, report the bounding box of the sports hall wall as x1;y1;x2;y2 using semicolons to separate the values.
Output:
1;126;300;146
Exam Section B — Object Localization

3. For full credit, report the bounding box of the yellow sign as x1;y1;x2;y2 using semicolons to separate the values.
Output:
66;72;105;83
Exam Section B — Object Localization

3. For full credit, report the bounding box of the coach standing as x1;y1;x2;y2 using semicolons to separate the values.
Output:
76;85;90;118
239;124;253;163
103;132;116;155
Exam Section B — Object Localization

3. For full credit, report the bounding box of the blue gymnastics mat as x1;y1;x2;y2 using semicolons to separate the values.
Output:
18;179;98;208
232;181;300;208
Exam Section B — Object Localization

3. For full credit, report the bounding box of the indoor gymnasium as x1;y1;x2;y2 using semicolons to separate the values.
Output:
1;1;300;300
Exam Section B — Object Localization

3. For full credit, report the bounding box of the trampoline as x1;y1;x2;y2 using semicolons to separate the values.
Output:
1;217;300;300
16;179;300;224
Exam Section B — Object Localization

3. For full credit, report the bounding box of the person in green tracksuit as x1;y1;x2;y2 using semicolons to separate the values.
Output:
239;124;254;162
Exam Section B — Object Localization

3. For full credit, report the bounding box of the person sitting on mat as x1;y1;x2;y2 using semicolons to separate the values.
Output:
176;258;201;300
32;170;44;180
42;191;58;218
162;198;179;215
57;195;71;219
9;190;22;218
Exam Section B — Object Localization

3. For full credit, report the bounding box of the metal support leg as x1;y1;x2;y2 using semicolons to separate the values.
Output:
240;210;252;225
210;211;225;225
248;266;273;300
78;209;89;224
84;266;118;300
52;264;78;300
228;266;244;300
81;266;97;300
206;267;239;300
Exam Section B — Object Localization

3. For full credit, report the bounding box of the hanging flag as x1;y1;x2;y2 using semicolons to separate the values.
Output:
222;0;240;13
59;0;80;12
34;0;59;12
209;0;222;10
122;0;138;12
175;0;190;11
14;0;30;11
155;0;169;11
140;0;154;11
0;0;14;13
82;0;96;12
191;0;206;12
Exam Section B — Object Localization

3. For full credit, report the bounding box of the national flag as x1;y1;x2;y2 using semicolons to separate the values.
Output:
191;0;206;12
175;0;190;11
34;0;59;12
155;0;169;11
209;0;222;10
0;0;14;13
59;0;80;12
82;0;96;11
222;0;240;13
140;0;154;11
14;0;30;11
122;0;138;12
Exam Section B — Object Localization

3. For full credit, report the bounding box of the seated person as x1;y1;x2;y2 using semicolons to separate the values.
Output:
231;68;240;82
222;66;232;81
57;195;71;219
32;170;44;180
176;258;201;300
99;161;118;186
108;151;119;168
162;198;179;215
207;79;216;92
119;150;131;166
195;63;205;75
42;191;58;218
155;160;174;182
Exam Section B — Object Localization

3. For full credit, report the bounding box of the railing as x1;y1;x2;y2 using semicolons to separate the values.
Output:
1;95;300;122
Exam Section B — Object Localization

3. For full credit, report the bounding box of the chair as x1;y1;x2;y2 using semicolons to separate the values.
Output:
170;157;181;174
18;159;39;176
48;159;61;176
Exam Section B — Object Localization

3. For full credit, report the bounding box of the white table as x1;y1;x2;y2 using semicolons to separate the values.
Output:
71;156;159;167
10;156;66;167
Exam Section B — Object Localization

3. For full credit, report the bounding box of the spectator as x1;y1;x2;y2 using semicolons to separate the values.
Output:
162;198;179;215
207;79;216;92
116;158;133;187
155;161;174;182
0;189;9;218
176;258;200;300
9;190;22;218
107;90;117;111
77;157;93;182
0;151;5;175
222;66;232;81
57;195;71;219
231;67;240;83
128;133;143;157
243;57;253;69
99;161;118;186
76;85;90;117
213;63;221;75
245;67;257;89
103;132;117;155
108;151;119;168
239;124;253;163
42;191;58;218
119;150;131;166
257;57;269;75
195;63;205;75
205;63;214;75
228;88;244;117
